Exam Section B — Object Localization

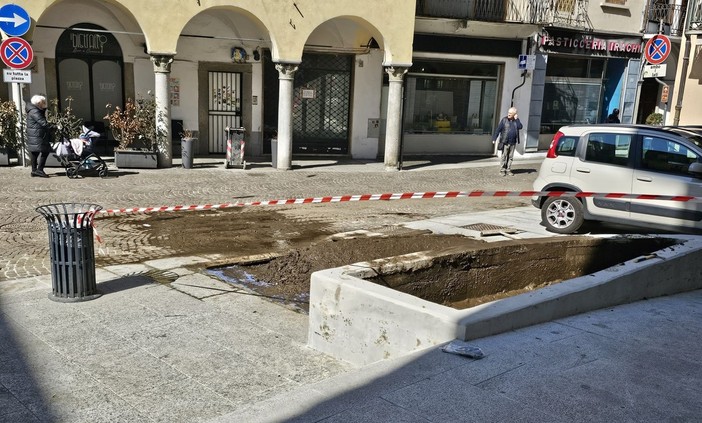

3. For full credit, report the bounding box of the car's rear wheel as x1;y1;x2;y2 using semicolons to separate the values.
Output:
541;196;584;234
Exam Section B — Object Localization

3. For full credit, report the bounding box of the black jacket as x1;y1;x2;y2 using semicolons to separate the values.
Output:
605;113;620;123
493;116;523;145
25;102;54;153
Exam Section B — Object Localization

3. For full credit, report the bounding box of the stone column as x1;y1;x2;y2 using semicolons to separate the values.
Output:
275;63;298;170
151;54;174;168
384;66;408;171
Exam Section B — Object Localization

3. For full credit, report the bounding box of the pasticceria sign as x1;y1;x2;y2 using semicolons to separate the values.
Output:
539;30;643;58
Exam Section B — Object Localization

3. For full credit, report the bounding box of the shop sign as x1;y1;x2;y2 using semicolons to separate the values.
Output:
661;85;669;103
540;32;642;57
56;24;122;57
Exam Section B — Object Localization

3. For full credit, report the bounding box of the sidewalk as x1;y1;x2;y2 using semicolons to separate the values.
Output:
2;155;700;422
1;206;700;422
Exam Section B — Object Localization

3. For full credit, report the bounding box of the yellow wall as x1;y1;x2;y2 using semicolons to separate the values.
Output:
12;0;415;65
674;34;702;125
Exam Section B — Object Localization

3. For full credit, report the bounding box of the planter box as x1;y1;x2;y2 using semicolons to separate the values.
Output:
0;149;8;166
114;150;158;169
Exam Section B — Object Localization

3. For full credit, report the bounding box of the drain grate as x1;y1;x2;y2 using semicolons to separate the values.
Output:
460;223;519;237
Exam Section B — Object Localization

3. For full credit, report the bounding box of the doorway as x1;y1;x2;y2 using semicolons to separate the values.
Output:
55;23;124;137
208;71;242;154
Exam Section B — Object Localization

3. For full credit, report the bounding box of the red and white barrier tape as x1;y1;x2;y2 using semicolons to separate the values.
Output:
95;190;701;217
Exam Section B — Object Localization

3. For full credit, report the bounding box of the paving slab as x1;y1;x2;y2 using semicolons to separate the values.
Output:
2;156;701;423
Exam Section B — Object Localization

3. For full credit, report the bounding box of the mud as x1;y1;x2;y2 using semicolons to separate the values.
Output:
367;236;679;309
113;208;678;314
216;232;487;310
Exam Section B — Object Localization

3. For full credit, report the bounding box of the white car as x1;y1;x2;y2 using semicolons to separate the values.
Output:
532;125;702;234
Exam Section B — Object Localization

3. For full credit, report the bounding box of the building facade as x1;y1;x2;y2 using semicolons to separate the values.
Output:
6;0;415;169
671;0;702;125
5;0;694;169
412;0;651;154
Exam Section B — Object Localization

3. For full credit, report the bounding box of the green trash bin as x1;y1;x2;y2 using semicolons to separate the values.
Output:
36;203;103;302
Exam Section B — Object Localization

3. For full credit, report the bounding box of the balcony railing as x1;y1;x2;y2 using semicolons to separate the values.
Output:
415;0;591;29
689;0;702;31
643;2;686;36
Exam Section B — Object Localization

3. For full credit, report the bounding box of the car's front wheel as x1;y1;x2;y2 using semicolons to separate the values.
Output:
541;196;584;234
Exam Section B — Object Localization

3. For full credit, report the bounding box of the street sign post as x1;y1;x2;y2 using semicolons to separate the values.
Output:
1;4;32;168
0;37;33;69
644;35;671;65
0;4;30;37
3;68;30;83
643;64;667;78
517;54;535;71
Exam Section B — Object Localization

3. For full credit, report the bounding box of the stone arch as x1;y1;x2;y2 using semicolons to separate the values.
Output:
174;6;272;59
28;1;146;130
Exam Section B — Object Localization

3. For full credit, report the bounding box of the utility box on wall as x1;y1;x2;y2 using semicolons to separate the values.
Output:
367;118;380;138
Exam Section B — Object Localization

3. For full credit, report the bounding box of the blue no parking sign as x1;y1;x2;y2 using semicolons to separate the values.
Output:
0;4;30;37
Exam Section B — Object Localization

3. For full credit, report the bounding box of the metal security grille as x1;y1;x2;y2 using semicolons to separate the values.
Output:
460;223;518;236
292;54;352;154
208;71;242;153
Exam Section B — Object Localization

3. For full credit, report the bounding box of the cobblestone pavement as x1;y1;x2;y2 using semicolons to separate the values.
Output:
0;156;542;282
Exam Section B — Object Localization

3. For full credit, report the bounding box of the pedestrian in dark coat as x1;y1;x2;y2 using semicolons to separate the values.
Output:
492;107;523;176
605;108;620;123
25;95;54;178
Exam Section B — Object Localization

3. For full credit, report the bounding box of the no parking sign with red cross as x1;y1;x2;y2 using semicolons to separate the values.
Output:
644;34;671;65
0;36;33;70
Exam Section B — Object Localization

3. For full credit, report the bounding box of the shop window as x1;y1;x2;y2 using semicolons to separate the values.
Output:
541;57;605;132
403;61;499;135
546;57;604;79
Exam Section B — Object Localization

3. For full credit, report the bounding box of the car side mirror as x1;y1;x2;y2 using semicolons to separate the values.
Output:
688;162;702;177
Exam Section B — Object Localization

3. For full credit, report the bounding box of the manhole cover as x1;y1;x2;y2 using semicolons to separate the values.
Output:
460;223;518;236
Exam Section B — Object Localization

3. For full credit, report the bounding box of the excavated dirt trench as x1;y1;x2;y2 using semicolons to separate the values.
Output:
113;208;678;313
214;234;678;313
366;236;679;309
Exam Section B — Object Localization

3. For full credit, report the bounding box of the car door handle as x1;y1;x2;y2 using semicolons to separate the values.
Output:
575;167;590;173
636;176;653;182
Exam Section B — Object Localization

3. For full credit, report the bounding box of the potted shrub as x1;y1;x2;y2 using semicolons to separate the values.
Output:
104;92;163;169
645;112;663;126
0;100;20;166
178;125;198;169
44;97;83;167
46;97;83;140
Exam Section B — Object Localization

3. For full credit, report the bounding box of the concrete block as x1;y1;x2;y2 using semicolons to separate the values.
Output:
308;236;702;366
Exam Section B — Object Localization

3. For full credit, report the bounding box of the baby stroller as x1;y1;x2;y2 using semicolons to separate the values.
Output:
53;126;109;179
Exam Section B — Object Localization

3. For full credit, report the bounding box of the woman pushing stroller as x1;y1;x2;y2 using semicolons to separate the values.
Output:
25;95;55;178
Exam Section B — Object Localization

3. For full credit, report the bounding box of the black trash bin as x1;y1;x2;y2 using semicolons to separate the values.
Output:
36;203;103;302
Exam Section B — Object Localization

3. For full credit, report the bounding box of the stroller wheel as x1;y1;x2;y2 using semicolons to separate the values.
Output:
66;168;77;178
98;168;108;178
